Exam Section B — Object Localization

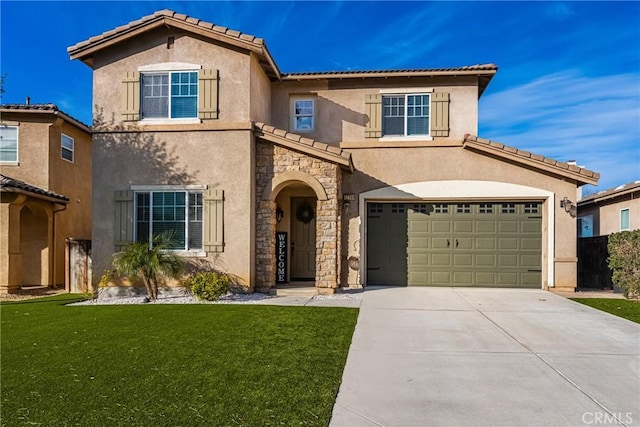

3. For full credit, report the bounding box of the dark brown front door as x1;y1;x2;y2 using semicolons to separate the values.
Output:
291;197;316;280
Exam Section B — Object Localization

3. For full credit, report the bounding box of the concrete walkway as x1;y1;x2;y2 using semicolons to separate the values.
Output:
330;287;640;427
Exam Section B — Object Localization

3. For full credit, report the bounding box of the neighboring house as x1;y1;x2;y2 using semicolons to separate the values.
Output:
0;104;92;292
67;9;598;294
577;181;640;237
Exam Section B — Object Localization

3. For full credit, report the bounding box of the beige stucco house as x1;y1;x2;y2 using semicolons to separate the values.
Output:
0;104;92;292
68;9;598;294
577;181;640;237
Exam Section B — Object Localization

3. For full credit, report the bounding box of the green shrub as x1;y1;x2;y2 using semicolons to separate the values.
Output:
187;271;231;301
607;230;640;298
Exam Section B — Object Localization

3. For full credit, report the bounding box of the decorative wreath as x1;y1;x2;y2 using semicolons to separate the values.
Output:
296;202;315;224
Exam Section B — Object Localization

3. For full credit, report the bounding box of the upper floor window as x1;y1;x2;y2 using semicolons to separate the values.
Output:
292;98;314;132
620;208;630;231
61;134;74;163
578;215;593;237
382;94;430;137
141;71;198;119
0;125;18;163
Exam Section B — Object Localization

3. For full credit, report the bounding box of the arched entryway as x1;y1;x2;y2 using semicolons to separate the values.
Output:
255;150;341;291
19;204;50;286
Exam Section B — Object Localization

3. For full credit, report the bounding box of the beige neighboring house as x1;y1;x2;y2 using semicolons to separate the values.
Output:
0;104;92;292
68;9;598;294
577;181;640;237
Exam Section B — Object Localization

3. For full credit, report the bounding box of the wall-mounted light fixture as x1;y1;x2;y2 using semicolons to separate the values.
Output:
343;193;356;214
275;207;284;223
560;197;577;218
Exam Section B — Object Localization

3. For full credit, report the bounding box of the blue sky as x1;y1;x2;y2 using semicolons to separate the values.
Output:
1;1;638;191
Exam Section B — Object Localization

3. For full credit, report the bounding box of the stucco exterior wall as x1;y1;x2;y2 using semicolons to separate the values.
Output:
92;26;252;124
48;120;92;285
249;53;271;123
270;76;479;145
579;194;640;236
91;129;255;288
341;146;579;290
0;118;50;188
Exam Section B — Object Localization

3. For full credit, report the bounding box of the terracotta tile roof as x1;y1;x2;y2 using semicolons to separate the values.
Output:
0;103;91;132
67;9;281;80
578;180;640;205
0;174;69;202
253;122;354;172
282;64;498;79
463;134;600;186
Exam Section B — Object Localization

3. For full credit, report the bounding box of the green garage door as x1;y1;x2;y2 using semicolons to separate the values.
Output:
367;202;542;287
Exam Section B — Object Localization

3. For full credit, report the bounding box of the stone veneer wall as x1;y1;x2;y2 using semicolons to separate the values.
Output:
255;141;341;291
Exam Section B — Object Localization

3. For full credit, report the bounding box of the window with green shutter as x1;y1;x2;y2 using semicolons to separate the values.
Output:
114;187;223;253
365;91;450;138
121;69;219;121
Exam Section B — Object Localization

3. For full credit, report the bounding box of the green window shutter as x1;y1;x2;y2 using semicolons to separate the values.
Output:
204;189;224;252
431;92;450;137
365;94;382;138
114;190;134;251
199;69;219;120
122;72;140;121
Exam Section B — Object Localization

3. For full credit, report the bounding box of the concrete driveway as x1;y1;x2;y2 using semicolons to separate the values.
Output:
330;287;640;427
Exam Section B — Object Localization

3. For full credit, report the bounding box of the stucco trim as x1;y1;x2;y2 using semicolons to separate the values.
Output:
261;171;328;201
139;62;202;71
358;180;556;288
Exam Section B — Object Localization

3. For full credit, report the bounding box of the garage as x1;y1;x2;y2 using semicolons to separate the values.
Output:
366;202;542;287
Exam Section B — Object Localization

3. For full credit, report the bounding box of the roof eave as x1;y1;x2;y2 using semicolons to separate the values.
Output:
1;187;69;204
578;186;640;206
281;68;497;81
0;108;92;133
463;138;599;186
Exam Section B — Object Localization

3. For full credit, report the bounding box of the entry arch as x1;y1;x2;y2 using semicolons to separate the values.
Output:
261;170;328;202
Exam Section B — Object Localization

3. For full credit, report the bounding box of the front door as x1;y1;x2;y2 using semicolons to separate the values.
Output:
291;197;316;280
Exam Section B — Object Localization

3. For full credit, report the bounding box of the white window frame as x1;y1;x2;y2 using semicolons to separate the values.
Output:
61;133;74;163
380;93;432;140
140;70;199;122
291;97;315;133
620;208;630;231
132;186;206;255
0;125;19;164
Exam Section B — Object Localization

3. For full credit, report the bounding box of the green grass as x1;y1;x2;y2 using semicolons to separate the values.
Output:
1;294;358;426
570;298;640;324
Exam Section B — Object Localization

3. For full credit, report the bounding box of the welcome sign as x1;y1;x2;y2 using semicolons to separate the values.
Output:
276;232;287;284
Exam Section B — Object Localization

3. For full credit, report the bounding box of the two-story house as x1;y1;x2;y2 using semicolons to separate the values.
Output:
68;10;598;294
0;103;92;293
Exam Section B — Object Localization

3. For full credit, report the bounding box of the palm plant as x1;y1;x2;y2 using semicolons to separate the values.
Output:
112;234;183;300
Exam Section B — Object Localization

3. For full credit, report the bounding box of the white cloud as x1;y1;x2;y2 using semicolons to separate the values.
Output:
479;70;640;189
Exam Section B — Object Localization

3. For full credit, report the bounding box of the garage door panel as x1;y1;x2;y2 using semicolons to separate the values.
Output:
432;237;450;250
408;237;430;249
499;221;518;233
431;221;452;233
476;272;496;285
453;254;473;267
409;220;430;233
476;254;497;267
499;254;518;267
499;238;518;250
522;222;541;233
521;238;541;250
408;253;428;266
431;271;452;284
521;255;541;268
453;271;473;285
498;272;518;285
476;221;496;233
476;238;496;250
521;272;541;287
454;221;473;233
432;253;452;266
455;237;473;250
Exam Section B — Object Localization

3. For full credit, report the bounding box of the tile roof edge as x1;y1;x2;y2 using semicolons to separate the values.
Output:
0;174;70;202
462;134;599;183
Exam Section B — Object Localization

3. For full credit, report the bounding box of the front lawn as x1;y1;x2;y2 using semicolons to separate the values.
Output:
1;294;358;426
570;298;640;324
